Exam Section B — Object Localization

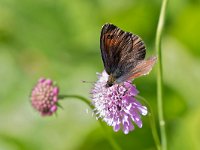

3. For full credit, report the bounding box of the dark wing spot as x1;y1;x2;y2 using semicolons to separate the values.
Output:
107;34;114;39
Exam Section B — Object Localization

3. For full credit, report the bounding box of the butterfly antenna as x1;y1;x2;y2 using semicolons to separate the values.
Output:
82;80;95;84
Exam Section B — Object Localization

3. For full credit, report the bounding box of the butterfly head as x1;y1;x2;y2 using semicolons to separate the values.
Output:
106;74;116;87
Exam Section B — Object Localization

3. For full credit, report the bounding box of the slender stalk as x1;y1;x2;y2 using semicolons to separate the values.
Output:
59;95;91;106
155;0;168;150
136;95;161;150
59;94;121;150
99;121;121;150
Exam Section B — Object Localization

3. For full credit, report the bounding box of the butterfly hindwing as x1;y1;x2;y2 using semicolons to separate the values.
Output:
116;56;157;83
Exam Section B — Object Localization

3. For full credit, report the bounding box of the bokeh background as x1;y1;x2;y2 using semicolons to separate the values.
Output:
0;0;200;149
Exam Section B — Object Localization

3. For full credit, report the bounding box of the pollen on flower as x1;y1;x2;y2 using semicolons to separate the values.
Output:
91;71;148;134
30;78;59;116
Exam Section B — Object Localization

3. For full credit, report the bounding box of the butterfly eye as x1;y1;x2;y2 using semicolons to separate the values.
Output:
106;82;113;87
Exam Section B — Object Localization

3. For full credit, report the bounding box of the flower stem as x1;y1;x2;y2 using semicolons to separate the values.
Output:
59;95;91;107
136;95;161;150
59;94;121;150
155;0;168;150
99;121;122;150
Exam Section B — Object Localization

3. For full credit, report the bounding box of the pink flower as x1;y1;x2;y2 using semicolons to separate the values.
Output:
31;78;59;116
91;71;147;134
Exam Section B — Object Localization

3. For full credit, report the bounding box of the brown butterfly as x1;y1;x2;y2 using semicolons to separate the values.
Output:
100;23;157;87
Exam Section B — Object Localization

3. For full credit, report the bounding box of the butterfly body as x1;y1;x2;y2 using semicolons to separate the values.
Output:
100;23;156;87
106;74;115;87
106;69;125;87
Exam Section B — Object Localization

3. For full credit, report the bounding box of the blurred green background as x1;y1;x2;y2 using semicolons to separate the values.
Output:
0;0;200;149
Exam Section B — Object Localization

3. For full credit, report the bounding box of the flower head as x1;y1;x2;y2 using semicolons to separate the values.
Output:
91;71;148;134
31;78;59;116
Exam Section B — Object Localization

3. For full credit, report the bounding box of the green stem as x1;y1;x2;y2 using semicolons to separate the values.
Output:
155;0;168;150
136;95;161;150
99;121;122;150
59;94;121;150
59;95;91;107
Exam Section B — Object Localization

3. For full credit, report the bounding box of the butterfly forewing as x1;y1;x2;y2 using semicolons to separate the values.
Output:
100;24;126;74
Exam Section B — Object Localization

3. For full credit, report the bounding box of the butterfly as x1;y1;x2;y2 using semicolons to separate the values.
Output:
100;23;157;87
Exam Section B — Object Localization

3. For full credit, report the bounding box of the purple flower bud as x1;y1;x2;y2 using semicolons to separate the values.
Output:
31;78;59;116
91;71;148;134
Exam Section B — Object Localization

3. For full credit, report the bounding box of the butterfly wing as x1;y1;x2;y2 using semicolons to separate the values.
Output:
100;23;146;79
116;56;157;83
